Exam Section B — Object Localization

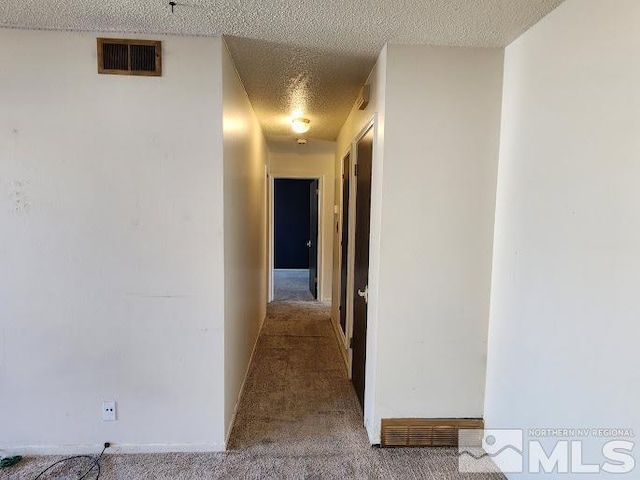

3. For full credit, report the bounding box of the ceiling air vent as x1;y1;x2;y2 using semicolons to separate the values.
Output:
97;38;162;77
381;418;484;448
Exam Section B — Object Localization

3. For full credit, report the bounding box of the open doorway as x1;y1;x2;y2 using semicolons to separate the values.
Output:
270;177;321;301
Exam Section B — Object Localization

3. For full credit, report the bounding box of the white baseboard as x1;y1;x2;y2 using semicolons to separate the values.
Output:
224;314;266;445
8;442;225;456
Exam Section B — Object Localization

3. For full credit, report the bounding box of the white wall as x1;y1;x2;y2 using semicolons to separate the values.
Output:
0;30;226;453
371;45;504;442
221;41;268;440
335;44;503;443
485;0;640;477
269;142;335;303
333;45;387;441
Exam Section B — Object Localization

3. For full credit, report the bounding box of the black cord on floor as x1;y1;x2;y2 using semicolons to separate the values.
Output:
33;443;110;480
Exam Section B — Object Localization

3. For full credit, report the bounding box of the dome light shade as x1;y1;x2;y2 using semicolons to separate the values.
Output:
292;117;311;134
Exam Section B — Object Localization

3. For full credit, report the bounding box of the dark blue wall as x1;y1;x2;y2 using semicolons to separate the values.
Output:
275;179;313;269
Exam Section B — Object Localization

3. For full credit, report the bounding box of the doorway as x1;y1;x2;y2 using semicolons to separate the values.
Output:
270;177;321;302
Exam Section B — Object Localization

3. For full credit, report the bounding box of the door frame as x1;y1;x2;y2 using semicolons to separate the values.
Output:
336;151;351;350
355;115;380;438
268;174;324;302
341;116;377;377
335;115;379;436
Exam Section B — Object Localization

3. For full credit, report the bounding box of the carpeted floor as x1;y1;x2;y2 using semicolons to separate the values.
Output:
274;270;315;301
3;301;505;479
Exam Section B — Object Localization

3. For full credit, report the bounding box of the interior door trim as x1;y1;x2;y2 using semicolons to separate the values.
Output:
336;151;350;349
345;114;380;435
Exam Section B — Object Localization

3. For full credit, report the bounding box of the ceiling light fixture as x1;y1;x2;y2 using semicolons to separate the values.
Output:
291;117;311;134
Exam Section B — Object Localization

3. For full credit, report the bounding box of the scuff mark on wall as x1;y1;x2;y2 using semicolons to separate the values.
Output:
7;180;30;215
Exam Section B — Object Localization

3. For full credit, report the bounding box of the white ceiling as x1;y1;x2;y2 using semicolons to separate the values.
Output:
1;0;564;143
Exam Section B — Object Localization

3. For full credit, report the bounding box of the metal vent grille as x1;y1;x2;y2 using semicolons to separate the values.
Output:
381;418;484;448
98;38;162;76
130;44;157;72
102;43;128;71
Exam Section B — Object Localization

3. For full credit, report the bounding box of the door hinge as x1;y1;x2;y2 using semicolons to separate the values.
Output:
354;164;358;176
349;337;354;348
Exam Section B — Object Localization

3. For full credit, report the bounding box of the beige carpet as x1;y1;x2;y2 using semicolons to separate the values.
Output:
3;301;505;479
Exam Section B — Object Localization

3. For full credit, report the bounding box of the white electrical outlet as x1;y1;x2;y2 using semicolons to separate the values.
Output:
102;401;116;421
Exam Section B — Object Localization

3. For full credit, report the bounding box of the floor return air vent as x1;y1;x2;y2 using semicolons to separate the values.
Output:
380;418;484;448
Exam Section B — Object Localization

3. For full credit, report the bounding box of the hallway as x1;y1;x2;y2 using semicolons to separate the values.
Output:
224;301;507;479
228;301;360;453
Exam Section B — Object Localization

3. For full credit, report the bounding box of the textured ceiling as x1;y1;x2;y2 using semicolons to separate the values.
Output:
1;0;564;142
